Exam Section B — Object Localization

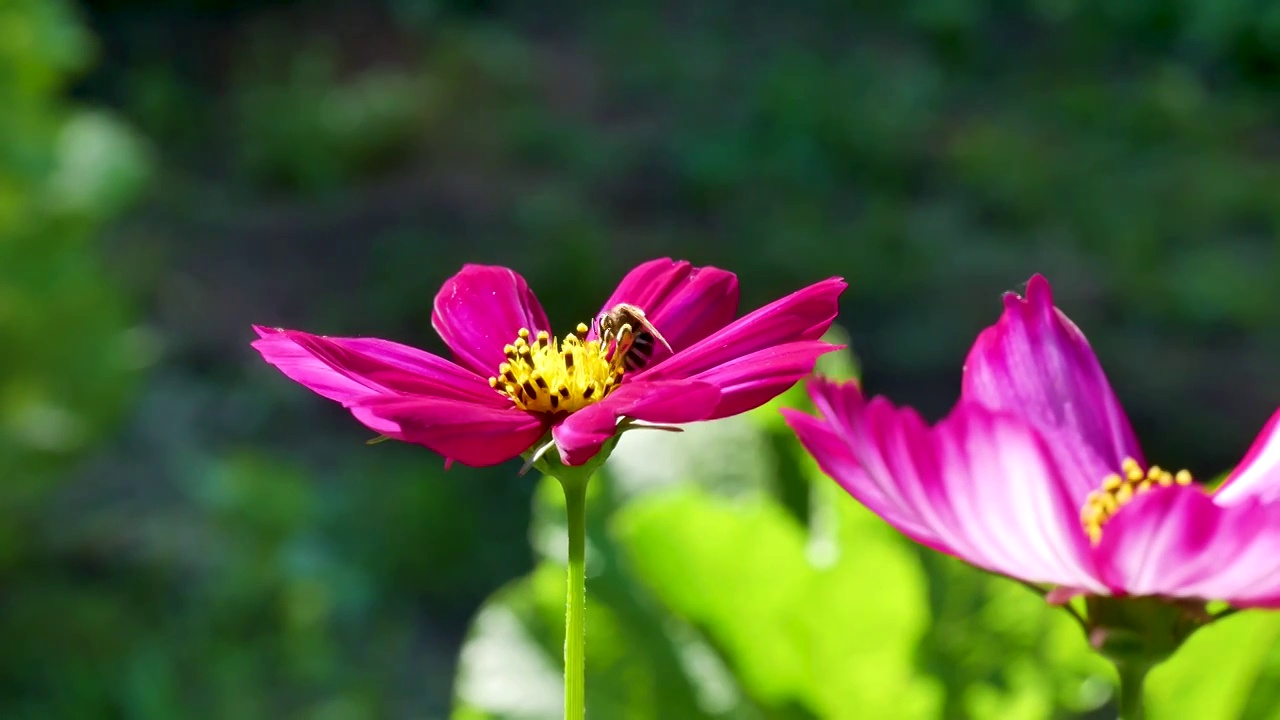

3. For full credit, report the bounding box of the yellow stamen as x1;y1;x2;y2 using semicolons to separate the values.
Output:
1081;456;1196;545
488;326;627;413
1123;457;1144;482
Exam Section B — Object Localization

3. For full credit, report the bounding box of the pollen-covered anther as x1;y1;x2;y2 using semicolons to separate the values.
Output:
1081;457;1194;545
487;326;624;413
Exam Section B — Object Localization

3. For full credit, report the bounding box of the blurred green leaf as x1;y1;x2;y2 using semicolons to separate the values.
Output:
605;414;777;501
233;46;432;194
454;474;741;719
1147;612;1280;720
0;0;150;547
451;565;571;720
453;563;723;720
48;110;153;217
20;0;1280;717
613;486;939;719
914;551;1111;719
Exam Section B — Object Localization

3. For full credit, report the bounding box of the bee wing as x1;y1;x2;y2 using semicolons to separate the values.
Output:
602;303;672;351
632;313;672;352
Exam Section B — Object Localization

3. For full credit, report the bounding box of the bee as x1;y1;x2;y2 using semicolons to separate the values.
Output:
596;303;672;372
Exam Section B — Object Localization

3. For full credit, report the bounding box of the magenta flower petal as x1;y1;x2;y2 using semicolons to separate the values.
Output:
551;379;721;466
431;264;552;377
639;277;845;382
594;258;739;361
1211;408;1280;505
686;340;841;419
1097;487;1280;606
786;274;1280;614
348;407;404;437
253;327;387;406
353;395;547;467
252;327;507;407
784;406;945;549
259;261;844;470
962;274;1144;476
785;378;1106;592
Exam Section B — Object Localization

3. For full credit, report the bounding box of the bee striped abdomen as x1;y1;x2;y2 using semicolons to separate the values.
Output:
625;332;656;371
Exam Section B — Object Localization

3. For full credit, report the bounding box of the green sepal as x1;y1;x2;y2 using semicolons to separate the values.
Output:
526;434;620;491
1085;595;1212;668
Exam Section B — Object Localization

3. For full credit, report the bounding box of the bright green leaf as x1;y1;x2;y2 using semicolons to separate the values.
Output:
613;486;939;719
1147;611;1280;720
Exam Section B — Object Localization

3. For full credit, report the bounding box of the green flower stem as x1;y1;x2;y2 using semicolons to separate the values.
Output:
530;435;615;719
559;472;589;720
1115;660;1149;720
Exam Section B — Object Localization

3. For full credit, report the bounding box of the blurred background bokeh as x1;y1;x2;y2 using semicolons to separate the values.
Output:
8;0;1280;717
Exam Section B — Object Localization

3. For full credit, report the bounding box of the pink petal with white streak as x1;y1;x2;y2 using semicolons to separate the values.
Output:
962;274;1143;498
785;378;1106;593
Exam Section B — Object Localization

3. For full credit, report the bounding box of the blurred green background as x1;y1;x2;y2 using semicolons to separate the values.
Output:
7;0;1280;717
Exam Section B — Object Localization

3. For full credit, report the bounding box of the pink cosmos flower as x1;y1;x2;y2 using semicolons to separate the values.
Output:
784;274;1280;608
255;258;845;468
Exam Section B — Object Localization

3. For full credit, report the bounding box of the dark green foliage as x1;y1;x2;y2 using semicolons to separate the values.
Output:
10;0;1280;717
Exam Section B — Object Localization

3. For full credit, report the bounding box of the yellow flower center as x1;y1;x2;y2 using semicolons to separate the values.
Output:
1080;457;1193;545
488;324;625;414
